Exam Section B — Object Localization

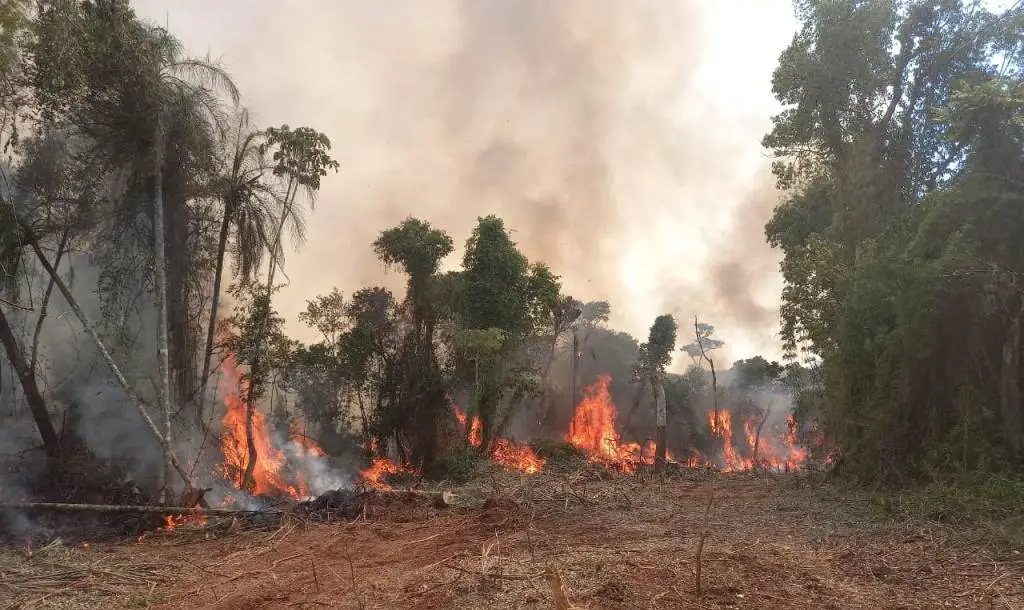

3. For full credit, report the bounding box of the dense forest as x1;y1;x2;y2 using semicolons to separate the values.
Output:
0;0;1022;515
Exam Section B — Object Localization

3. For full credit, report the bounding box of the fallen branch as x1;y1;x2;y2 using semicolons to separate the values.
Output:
694;489;715;598
18;221;196;496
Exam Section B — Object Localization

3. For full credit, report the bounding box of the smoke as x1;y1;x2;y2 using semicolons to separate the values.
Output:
132;0;793;362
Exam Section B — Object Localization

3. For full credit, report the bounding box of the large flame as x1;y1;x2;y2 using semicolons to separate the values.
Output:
218;355;324;499
565;376;645;471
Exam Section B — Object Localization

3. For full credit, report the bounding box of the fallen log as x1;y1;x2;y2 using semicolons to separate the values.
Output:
1;489;457;517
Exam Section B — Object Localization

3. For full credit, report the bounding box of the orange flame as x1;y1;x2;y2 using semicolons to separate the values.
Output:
565;376;643;472
450;401;545;474
219;354;324;499
491;439;545;474
358;456;412;490
706;409;808;472
160;512;208;532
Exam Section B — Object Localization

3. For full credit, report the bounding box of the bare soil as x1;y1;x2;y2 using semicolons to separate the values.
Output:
2;470;1022;609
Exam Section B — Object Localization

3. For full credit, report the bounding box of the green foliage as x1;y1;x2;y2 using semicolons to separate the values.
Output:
637;314;677;375
298;288;348;346
455;215;562;448
425;446;483;483
731;356;784;390
764;0;1024;482
262;125;339;191
529;438;587;466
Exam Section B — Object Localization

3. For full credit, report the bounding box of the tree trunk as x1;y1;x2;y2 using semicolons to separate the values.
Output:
241;380;258;491
197;209;232;431
752;401;773;467
29;231;68;374
653;375;667;474
1000;294;1024;457
0;306;60;457
153;126;175;505
18;221;196;488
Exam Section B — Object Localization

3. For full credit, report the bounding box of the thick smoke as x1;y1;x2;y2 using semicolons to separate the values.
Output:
132;0;791;362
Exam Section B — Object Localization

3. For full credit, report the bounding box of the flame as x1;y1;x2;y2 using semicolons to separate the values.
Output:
218;354;325;499
491;439;545;474
451;401;483;447
160;512;208;532
565;376;643;471
358;456;413;490
450;401;545;474
706;409;808;472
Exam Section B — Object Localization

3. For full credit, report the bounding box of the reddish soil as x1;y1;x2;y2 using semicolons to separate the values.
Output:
2;471;1022;609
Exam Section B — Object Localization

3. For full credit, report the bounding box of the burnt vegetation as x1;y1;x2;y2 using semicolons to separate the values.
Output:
0;0;1023;607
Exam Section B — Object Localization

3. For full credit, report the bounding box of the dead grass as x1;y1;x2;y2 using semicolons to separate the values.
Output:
2;470;1023;609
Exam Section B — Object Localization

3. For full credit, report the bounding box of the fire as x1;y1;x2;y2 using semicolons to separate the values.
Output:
219;354;325;499
161;512;208;532
358;456;412;490
492;439;545;474
705;409;808;472
450;402;545;474
451;401;483;447
565;376;643;471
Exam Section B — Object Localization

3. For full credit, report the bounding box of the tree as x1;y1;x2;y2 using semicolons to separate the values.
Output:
197;110;278;429
763;0;1024;481
634;314;677;473
372;218;454;468
220;280;294;491
684;319;724;431
456;215;561;450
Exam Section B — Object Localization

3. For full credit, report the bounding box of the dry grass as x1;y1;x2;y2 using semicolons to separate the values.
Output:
2;469;1023;609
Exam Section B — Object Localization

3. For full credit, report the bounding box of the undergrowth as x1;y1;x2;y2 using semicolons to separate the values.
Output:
871;474;1024;551
529;438;588;467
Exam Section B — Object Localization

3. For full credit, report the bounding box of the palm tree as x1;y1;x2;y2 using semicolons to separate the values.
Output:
196;109;277;430
34;0;239;500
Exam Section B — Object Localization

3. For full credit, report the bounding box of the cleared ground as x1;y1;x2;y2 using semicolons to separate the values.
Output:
2;469;1022;609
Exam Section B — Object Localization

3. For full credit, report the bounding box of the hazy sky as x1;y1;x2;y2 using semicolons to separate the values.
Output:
132;0;799;368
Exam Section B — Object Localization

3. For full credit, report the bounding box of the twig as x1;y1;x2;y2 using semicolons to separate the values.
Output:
545;563;575;610
694;489;715;598
0;296;33;312
309;557;320;593
443;562;545;581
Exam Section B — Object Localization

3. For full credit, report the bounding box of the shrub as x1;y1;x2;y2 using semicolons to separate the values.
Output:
427;447;483;483
530;438;588;465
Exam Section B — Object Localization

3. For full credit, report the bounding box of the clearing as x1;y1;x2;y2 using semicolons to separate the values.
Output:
2;470;1022;609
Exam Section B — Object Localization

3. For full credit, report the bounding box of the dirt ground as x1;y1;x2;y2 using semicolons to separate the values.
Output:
2;469;1023;609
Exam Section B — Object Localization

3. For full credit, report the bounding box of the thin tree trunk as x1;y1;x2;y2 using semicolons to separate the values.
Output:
29;231;68;374
654;375;667;474
1000;294;1024;457
17;220;196;490
752;401;773;466
0;306;60;456
242;380;258;491
197;205;232;431
153;126;175;505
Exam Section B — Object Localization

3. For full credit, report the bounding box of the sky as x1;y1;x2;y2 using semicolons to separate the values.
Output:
132;0;801;369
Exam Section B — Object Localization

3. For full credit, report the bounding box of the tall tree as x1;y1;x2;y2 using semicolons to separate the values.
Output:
632;314;677;473
197;109;277;429
763;0;1024;480
373;217;454;468
456;215;560;449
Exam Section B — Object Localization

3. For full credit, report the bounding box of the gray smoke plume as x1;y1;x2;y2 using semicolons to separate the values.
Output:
132;0;792;361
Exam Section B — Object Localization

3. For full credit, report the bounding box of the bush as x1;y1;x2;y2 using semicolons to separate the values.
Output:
427;447;483;483
530;438;588;465
871;474;1024;550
